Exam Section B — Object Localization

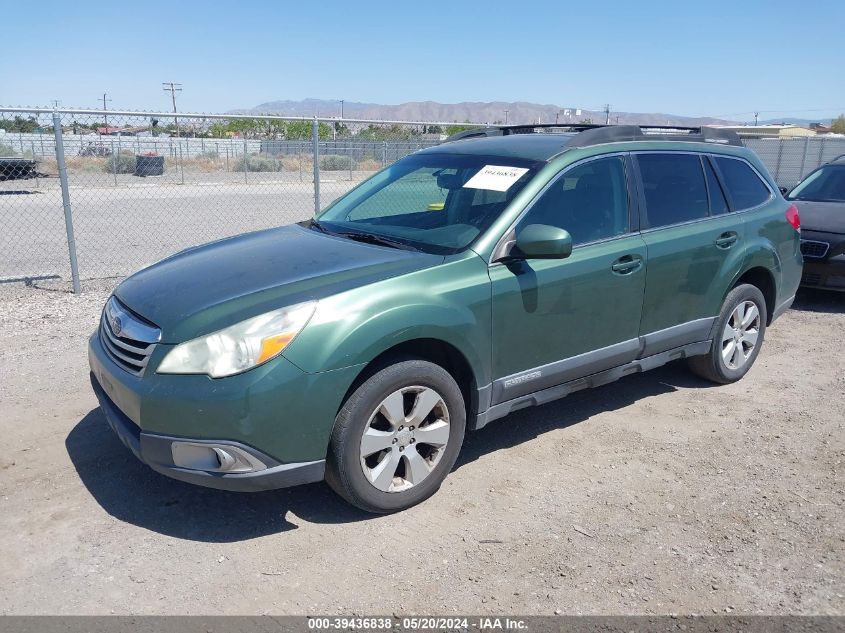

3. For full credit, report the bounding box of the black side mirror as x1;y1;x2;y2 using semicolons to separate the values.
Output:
779;186;789;196
513;224;573;259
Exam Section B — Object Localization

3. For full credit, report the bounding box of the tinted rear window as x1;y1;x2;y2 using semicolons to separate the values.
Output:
637;153;709;228
714;157;770;210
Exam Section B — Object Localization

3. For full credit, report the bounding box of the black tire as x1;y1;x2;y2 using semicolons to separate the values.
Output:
325;358;466;513
688;283;768;384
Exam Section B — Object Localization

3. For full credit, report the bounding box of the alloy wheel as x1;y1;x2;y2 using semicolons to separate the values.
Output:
721;300;761;370
359;386;451;493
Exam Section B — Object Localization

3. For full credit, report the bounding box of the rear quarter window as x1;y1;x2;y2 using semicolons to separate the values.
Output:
714;157;771;210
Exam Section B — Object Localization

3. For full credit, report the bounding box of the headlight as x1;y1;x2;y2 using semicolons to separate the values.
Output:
157;301;316;378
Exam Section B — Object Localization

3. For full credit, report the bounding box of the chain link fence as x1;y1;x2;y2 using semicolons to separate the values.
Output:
742;135;845;189
2;108;844;292
0;108;475;289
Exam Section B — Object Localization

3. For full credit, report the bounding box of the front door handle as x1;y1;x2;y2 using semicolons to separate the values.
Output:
715;232;739;249
611;255;643;275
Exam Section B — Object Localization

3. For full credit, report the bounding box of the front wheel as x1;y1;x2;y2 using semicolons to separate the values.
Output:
325;359;466;513
688;283;768;384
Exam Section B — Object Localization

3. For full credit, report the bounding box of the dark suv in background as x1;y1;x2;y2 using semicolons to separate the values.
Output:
788;156;845;291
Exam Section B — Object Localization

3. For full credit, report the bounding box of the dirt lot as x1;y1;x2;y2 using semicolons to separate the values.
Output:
0;280;842;616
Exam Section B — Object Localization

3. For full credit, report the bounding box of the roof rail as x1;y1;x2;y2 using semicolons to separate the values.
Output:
444;123;743;147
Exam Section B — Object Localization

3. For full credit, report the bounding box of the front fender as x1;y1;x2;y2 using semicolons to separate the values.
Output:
282;253;493;388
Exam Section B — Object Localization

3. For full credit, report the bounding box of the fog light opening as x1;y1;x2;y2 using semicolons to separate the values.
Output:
212;448;237;471
171;441;267;474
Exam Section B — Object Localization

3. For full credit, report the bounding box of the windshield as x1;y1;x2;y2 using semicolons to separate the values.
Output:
315;153;542;254
787;165;845;203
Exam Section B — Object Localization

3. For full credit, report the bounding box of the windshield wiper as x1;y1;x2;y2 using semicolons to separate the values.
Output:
336;231;419;252
307;218;330;233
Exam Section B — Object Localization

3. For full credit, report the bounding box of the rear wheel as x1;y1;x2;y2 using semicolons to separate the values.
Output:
688;283;767;384
325;359;466;513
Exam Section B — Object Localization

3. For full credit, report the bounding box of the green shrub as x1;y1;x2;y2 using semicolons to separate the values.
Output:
234;155;281;172
103;151;136;174
197;150;219;159
320;154;355;171
0;143;17;157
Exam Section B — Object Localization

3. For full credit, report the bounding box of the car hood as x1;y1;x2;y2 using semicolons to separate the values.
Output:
114;224;442;343
791;200;845;234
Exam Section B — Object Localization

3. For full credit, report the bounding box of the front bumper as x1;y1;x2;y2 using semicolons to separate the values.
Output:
88;331;362;492
90;372;325;491
801;230;845;291
801;257;845;291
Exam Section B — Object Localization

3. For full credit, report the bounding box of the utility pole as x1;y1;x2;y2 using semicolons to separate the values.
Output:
50;99;61;108
504;109;509;124
162;82;183;138
100;93;112;127
340;99;344;119
604;103;612;125
754;111;759;126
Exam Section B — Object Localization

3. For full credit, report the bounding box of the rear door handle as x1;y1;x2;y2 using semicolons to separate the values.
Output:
611;255;643;275
715;232;738;249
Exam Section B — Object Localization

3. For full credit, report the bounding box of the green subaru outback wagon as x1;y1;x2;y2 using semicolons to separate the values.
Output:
89;124;803;513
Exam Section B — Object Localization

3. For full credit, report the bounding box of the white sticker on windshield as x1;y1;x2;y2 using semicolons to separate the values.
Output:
463;165;529;192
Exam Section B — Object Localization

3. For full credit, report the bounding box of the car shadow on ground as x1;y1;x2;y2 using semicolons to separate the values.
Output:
67;362;714;542
457;362;709;469
65;409;372;542
791;288;845;314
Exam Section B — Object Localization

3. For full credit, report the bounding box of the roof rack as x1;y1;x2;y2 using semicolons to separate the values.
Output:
445;123;743;147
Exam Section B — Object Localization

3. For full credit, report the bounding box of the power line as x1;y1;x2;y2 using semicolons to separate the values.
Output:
713;106;845;119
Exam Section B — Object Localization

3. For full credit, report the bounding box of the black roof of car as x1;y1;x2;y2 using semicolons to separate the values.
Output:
422;124;743;162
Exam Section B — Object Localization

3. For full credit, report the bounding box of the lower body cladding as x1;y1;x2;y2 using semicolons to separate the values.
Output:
475;340;712;429
474;317;721;430
88;332;362;492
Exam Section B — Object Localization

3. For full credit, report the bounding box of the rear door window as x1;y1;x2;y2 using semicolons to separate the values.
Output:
714;157;771;210
636;153;709;228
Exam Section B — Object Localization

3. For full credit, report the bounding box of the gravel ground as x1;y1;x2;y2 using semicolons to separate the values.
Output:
0;278;842;616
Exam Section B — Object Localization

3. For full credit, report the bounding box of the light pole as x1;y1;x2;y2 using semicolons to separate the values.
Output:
504;109;509;124
100;93;111;128
163;82;183;138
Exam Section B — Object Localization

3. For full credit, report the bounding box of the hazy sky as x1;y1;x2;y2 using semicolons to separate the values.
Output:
2;0;843;120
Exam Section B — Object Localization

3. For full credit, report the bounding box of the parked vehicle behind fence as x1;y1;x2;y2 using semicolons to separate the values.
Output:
787;156;845;291
88;124;803;513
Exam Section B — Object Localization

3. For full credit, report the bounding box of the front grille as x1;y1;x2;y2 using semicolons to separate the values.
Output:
800;240;830;259
99;297;161;376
